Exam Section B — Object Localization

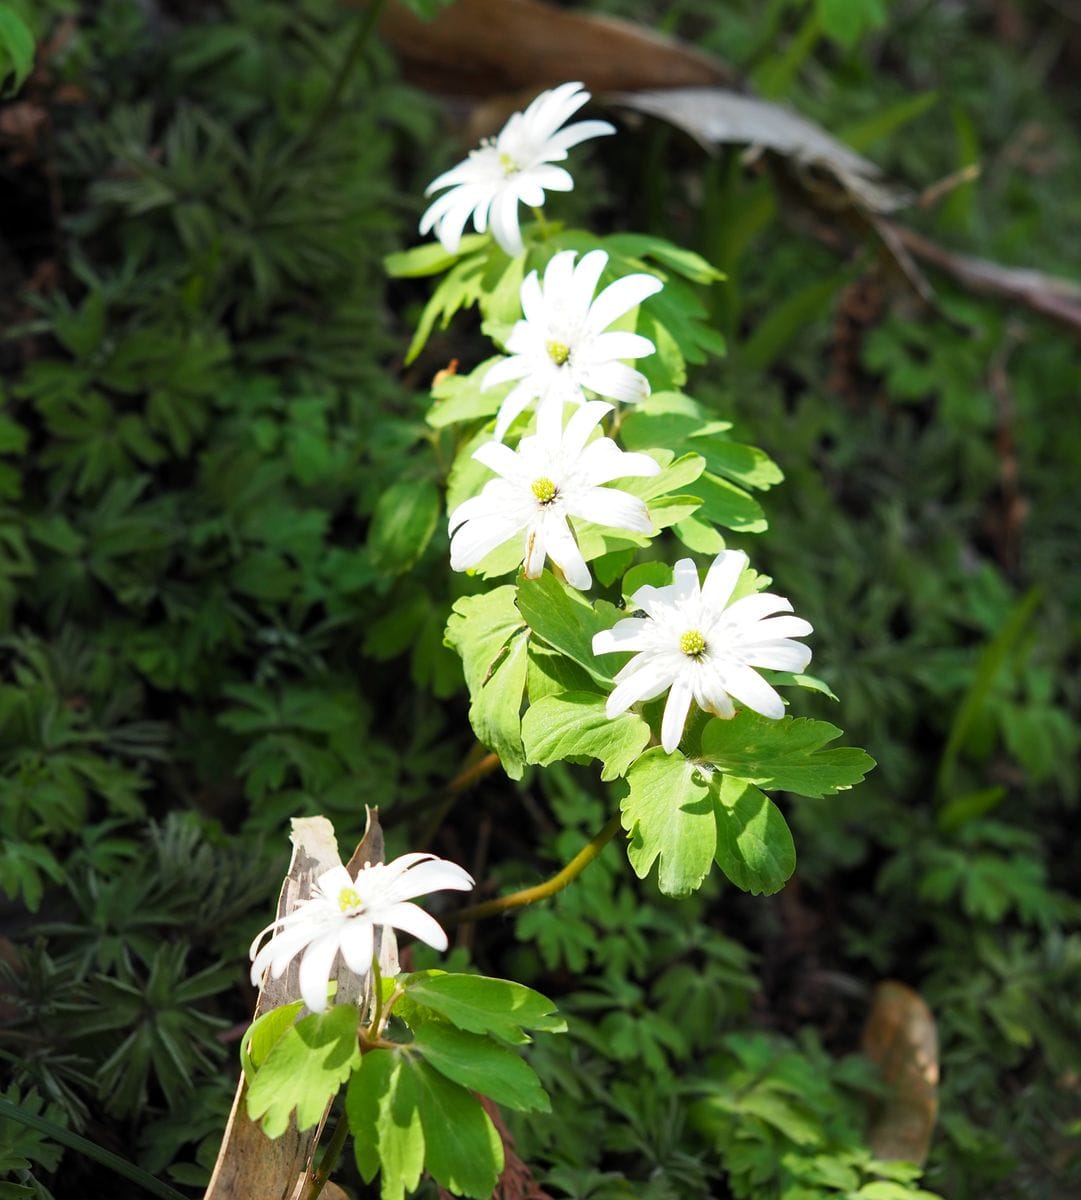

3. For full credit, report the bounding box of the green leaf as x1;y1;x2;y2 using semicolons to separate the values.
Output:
426;359;505;429
693;472;766;533
405;251;488;364
445;585;529;777
620;749;716;897
712;776;795;895
525;643;595;702
817;0;887;48
367;479;440;575
674;516;726;554
384;234;488;278
407;1058;503;1198
701;711;875;798
445;585;526;694
468;626;529;779
521;691;651;781
403;972;566;1045
346;1051;424;1199
838;91;940;152
621;561;673;603
0;6;33;97
240;1001;304;1081
411;1023;550;1112
602;233;725;285
246;1005;362;1137
515;570;618;686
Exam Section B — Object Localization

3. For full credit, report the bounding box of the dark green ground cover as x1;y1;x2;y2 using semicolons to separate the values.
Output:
0;0;1079;1196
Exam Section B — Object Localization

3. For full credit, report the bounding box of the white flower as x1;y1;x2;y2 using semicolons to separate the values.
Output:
484;249;662;441
249;853;474;1013
419;81;614;256
592;551;813;754
448;400;660;590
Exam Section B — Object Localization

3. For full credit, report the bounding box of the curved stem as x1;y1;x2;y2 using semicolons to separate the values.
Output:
448;812;622;925
531;205;550;240
303;1110;350;1200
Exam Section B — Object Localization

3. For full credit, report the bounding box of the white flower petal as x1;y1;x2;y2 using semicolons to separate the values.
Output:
569;486;651;534
560;399;612;457
745;615;815;642
578;360;651;404
605;657;674;717
383;858;475;904
472;440;521;478
338;919;374;975
670;559;702;606
542;249;578;302
450;513;522;571
526;163;575;192
489;187;524;255
661;676;695;753
592;618;652;654
585;273;663;334
701;550;747;612
494;379;542;442
519;270;546;323
577;440;660;486
740;640;814;672
381;901;450;952
543;515;591;590
582;330;656;363
523;523;548;579
483;355;532;390
721;664;786;719
718;591;795;626
298;929;342;1013
545;119;617;153
570;250;610;316
697;671;737;719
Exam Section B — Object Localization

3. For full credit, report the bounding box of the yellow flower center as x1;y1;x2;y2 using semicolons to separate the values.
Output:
680;629;707;658
546;340;570;366
531;477;558;504
338;886;362;913
499;152;518;177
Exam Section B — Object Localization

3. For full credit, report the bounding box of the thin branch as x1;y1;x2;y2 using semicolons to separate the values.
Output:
883;221;1081;335
448;812;622;925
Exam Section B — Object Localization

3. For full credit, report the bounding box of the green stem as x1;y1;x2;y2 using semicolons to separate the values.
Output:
305;0;388;138
531;205;550;240
303;1111;350;1200
448;812;622;925
0;1098;186;1200
369;953;385;1032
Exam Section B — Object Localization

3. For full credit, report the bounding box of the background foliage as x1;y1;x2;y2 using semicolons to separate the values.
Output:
0;0;1079;1197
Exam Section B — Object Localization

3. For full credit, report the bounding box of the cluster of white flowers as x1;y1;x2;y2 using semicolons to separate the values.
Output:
248;82;816;1008
433;82;814;755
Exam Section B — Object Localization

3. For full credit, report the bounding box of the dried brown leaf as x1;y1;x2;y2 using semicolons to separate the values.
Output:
862;981;939;1166
611;87;909;215
371;0;732;96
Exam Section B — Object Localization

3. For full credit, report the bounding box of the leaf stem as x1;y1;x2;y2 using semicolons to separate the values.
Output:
531;205;551;240
0;1098;187;1200
369;953;384;1032
302;1109;350;1200
448;811;622;925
